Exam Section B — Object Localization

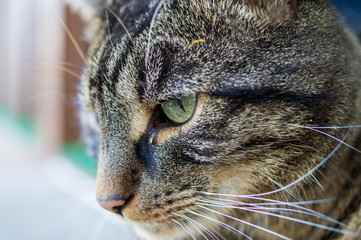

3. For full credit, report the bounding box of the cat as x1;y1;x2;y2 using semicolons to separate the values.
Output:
76;0;361;239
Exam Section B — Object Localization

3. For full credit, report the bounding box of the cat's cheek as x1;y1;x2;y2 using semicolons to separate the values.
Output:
131;104;157;142
121;195;149;222
154;127;179;145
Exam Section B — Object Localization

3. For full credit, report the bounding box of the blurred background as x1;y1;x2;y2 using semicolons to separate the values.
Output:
0;0;136;239
0;0;360;239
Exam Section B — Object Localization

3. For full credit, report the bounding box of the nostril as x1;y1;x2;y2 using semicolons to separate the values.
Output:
97;199;126;214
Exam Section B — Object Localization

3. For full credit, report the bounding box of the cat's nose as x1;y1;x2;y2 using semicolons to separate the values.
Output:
97;199;126;213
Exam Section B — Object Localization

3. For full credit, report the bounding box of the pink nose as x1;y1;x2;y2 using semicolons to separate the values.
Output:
97;199;126;213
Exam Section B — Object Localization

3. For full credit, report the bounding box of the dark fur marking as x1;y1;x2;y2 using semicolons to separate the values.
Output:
165;190;174;196
213;87;338;126
153;194;161;200
137;134;155;172
211;87;334;105
179;185;191;192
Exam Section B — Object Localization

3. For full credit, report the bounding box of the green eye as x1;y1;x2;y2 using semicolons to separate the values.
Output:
161;94;197;124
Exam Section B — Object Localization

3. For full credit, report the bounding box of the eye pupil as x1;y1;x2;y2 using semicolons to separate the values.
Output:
176;99;186;112
161;94;197;124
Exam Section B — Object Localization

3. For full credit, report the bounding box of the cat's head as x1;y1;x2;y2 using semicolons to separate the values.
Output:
79;0;359;239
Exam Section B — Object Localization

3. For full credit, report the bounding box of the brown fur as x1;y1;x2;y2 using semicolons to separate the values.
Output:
78;0;361;239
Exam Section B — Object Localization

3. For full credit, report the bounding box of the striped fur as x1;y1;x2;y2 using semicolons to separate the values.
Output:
79;0;361;239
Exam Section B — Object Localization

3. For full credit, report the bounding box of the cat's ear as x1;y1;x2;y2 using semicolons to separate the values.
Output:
231;0;298;23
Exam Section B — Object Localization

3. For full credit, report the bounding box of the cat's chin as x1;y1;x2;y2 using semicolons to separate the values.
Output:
134;221;190;240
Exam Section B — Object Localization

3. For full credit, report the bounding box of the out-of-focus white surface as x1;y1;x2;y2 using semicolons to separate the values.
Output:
0;121;136;240
1;0;68;152
0;1;137;238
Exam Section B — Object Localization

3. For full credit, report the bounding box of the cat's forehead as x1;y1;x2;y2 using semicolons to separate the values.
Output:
87;13;258;103
84;0;343;107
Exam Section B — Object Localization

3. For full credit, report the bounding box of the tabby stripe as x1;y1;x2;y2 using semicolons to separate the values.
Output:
211;88;336;105
91;2;156;98
89;39;109;96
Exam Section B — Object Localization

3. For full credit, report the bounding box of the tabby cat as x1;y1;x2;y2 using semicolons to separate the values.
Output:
77;0;361;239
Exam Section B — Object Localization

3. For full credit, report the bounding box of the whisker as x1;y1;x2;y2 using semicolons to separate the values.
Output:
200;195;333;206
186;209;252;240
198;193;333;207
198;199;347;228
105;6;134;45
145;0;168;67
190;185;234;190
52;9;85;61
287;124;361;129
174;213;209;240
309;173;325;191
198;202;357;237
199;197;312;209
198;205;292;240
21;60;83;69
105;10;114;48
198;200;318;219
198;195;347;228
213;229;227;240
28;61;82;80
173;212;218;240
55;65;81;80
250;206;356;236
172;219;196;240
247;130;350;197
288;124;361;154
262;174;307;209
189;130;349;211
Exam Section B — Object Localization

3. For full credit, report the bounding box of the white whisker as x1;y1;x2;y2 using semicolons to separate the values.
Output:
191;131;346;201
199;199;346;227
198;205;292;240
105;6;134;45
173;212;218;240
199;200;317;219
263;174;308;209
105;10;114;48
173;213;209;240
247;130;349;197
172;219;197;240
200;195;332;206
52;9;85;61
286;124;361;129
309;173;325;191
186;209;252;240
213;229;227;240
288;124;361;154
198;196;347;228
197;201;357;237
199;194;332;207
145;0;169;67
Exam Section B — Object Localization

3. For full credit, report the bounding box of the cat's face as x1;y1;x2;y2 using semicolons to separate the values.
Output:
79;0;360;239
